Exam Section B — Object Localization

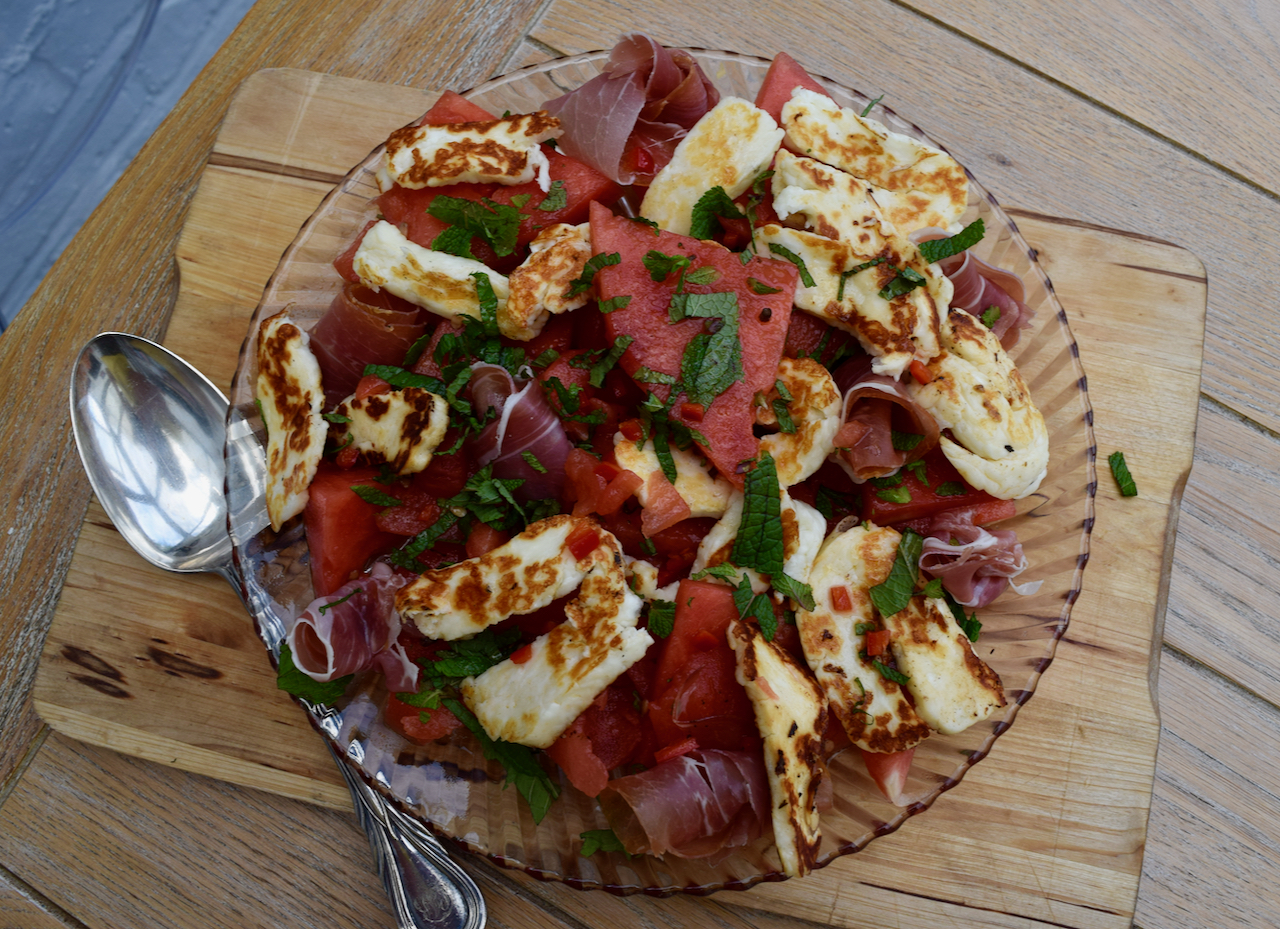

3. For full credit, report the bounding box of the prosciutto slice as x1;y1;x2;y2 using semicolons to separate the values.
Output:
543;33;719;185
598;749;772;859
940;250;1034;350
468;363;572;500
830;356;940;480
918;508;1041;608
310;282;429;407
286;563;417;692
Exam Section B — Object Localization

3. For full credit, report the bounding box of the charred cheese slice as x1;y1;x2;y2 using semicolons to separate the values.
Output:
613;434;733;519
756;356;843;487
353;220;510;321
330;386;449;475
640;96;783;235
781;88;968;233
691;490;825;597
907;309;1049;499
729;618;826;878
500;223;592;341
882;596;1005;734
377;110;562;192
796;524;932;753
255;313;328;531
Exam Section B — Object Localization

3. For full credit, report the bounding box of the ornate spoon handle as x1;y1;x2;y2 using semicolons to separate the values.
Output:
329;743;487;929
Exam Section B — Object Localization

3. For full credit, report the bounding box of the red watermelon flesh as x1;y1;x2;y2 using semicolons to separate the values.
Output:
588;201;797;486
754;52;831;123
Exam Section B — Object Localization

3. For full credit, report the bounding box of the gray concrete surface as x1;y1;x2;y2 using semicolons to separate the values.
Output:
0;0;257;331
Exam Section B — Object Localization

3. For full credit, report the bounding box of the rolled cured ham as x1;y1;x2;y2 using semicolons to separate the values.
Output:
286;563;417;692
830;356;940;480
469;363;573;501
543;33;719;185
598;749;771;859
940;250;1034;350
918;508;1041;608
310;282;429;407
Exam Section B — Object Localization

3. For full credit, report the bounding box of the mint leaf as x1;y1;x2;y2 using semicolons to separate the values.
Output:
322;411;352;424
981;306;1002;328
944;589;982;641
876;485;911;503
692;564;740;583
873;658;910;685
773;572;815;612
647;601;677;638
643;250;691;282
730;451;784;577
598;294;631;313
431;224;477;260
443;698;560;823
747;277;781;295
767;243;815;287
891;431;923;452
860;94;884;117
351;485;402;507
521;450;547;473
919;577;945;599
935;480;967;496
733;574;777;640
568;251;620;297
387;509;458;570
916;219;985;264
470;272;500;338
276;642;352;705
580;828;631;857
684;266;721;286
772;398;796;434
427;627;522;679
1109;450;1138;497
869;530;924;617
427;196;522;256
689;186;746;239
878;266;927;300
537;180;567;211
510;193;532;209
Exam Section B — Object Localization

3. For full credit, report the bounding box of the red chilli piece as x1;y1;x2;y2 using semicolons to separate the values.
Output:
355;374;393;400
679;402;705;423
908;359;934;386
566;523;601;561
618;419;643;442
829;584;853;613
510;643;534;665
334;445;360;469
865;629;890;657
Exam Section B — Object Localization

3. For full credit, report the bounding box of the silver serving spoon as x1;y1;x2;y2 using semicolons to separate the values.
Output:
69;331;486;929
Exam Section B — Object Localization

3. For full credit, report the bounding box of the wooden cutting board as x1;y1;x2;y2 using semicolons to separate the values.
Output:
34;69;1207;928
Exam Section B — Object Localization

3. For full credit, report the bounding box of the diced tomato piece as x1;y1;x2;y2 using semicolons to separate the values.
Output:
754;51;831;124
640;471;692;537
864;629;890;657
909;358;934;385
567;522;601;560
589;201;797;487
830;584;852;613
355;374;391;400
597;468;644;516
466;521;509;557
679;402;704;422
862;446;1006;526
654;737;699;764
302;463;402;596
384;693;464;744
334;445;359;469
565;448;606;517
618;419;643;441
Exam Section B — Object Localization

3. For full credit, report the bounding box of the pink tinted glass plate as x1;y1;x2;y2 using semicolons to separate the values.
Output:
225;48;1096;896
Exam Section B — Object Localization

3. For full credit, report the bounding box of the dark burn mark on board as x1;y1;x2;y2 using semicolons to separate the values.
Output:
72;675;131;699
146;647;223;680
61;645;126;682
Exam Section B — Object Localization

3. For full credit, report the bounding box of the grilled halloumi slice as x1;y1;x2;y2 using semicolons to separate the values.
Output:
500;223;592;341
640;96;784;235
255;313;328;531
781;88;968;233
398;515;651;748
330;386;449;475
756;357;843;487
729;618;827;878
882;596;1005;735
797;524;931;752
906;309;1049;499
753;224;941;377
377;110;562;192
613;434;734;519
691;490;825;598
353;220;510;320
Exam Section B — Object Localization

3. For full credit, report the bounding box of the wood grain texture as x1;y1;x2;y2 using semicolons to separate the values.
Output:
905;0;1280;194
0;0;544;772
0;867;71;929
30;67;1210;929
1138;648;1280;929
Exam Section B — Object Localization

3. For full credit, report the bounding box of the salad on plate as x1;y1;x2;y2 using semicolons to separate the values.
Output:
253;35;1050;881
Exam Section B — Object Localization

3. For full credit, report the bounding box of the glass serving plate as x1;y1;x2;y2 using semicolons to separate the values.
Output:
225;48;1096;896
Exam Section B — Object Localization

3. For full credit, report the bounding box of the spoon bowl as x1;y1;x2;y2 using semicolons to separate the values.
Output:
70;332;232;575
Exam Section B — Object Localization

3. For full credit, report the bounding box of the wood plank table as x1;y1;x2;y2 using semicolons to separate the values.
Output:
1;3;1277;927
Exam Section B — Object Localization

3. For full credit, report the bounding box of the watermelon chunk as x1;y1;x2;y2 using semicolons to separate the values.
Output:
754;52;831;123
589;201;796;486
